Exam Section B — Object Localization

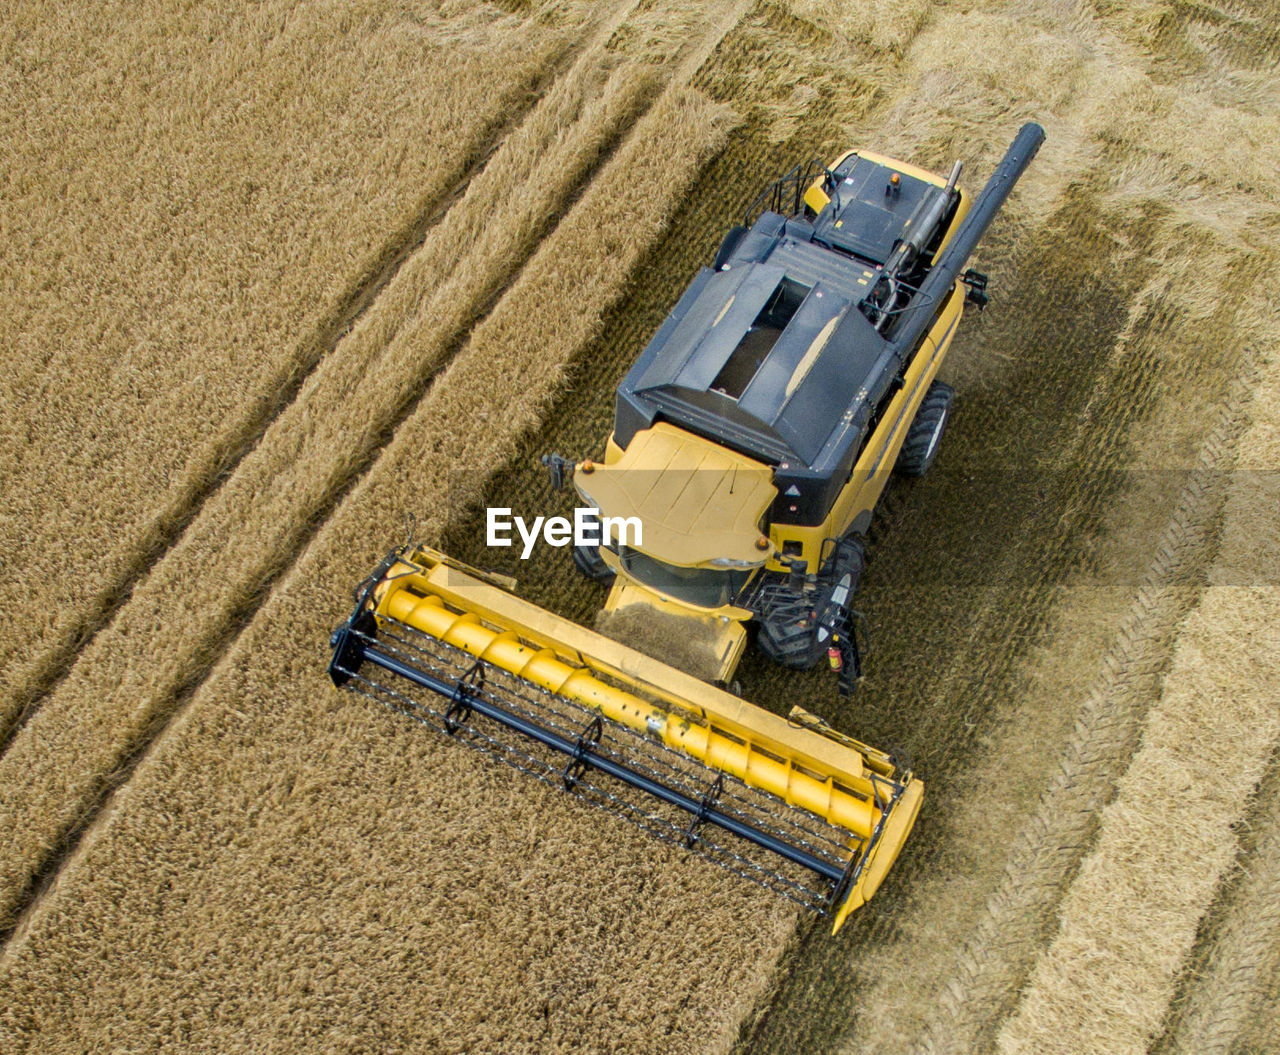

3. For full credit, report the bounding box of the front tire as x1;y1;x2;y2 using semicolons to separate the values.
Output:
756;538;865;670
571;543;615;584
895;381;954;477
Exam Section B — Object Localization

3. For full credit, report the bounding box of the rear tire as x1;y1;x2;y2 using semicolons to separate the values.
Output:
895;381;954;477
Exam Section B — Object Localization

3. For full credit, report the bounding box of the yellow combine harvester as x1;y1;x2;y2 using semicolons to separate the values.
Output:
329;124;1044;930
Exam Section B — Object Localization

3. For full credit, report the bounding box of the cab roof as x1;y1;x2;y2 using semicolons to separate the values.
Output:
810;153;944;263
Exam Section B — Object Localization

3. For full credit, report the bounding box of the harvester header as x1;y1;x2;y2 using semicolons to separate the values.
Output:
329;545;922;930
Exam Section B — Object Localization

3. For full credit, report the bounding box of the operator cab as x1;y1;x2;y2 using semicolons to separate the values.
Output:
809;153;955;266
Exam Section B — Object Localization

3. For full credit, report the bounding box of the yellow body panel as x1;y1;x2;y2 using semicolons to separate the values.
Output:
573;422;776;567
802;181;832;216
372;546;922;928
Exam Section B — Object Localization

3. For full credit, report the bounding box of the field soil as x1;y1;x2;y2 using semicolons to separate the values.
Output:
2;0;1279;1052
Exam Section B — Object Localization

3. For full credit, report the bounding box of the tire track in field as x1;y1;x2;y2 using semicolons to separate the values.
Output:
0;0;747;943
0;87;743;1055
0;0;649;932
0;31;580;756
996;317;1279;1053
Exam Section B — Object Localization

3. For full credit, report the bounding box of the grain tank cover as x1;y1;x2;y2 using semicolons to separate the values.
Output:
573;423;776;567
617;215;893;469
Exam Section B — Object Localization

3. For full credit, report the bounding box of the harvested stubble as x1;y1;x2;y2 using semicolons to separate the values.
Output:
779;0;934;57
0;0;589;736
0;24;661;927
0;87;762;1054
728;0;1280;1049
996;315;1280;1054
872;331;1263;1055
491;3;1280;1048
888;12;1280;1052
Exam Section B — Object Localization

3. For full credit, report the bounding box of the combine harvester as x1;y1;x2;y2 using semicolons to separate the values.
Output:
329;123;1044;931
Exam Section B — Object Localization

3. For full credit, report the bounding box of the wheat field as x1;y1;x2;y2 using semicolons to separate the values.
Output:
0;0;594;738
2;0;1279;1051
0;11;663;929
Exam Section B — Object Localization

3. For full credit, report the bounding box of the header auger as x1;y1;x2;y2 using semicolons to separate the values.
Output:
328;124;1042;928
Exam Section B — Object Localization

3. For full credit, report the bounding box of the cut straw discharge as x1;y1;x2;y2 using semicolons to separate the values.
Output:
0;46;661;925
996;337;1280;1054
0;0;587;735
0;88;775;1055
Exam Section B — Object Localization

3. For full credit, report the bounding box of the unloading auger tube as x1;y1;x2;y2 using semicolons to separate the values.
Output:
328;545;923;932
884;121;1044;346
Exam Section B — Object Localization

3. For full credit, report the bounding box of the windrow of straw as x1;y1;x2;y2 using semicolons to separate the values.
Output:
1159;751;1280;1055
0;85;758;1054
0;16;663;927
0;0;594;736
